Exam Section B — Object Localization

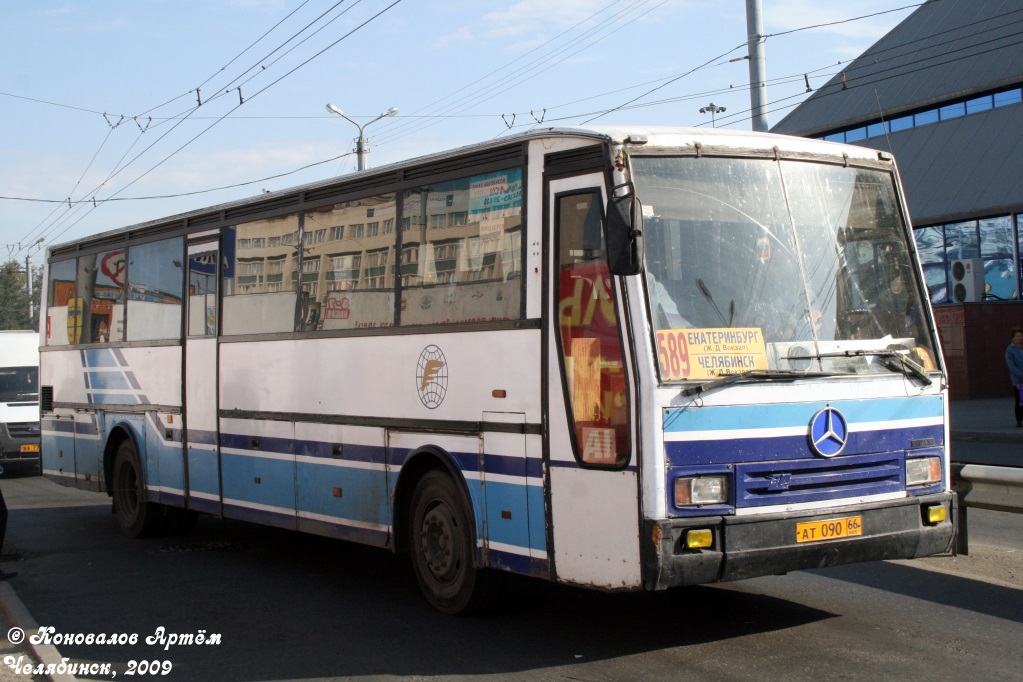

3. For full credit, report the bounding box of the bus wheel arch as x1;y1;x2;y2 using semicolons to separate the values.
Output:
109;430;163;538
103;424;141;494
395;447;491;614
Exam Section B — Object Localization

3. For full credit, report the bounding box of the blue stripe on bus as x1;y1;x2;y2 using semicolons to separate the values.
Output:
295;461;390;527
663;395;944;432
87;372;131;390
666;424;945;466
220;432;296;456
83;349;120;367
219;434;547;558
487;547;549;578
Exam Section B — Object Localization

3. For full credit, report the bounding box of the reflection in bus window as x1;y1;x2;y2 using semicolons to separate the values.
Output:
401;169;522;326
188;250;218;336
306;193;396;331
126;238;183;341
46;259;77;346
222;217;299;335
557;191;630;468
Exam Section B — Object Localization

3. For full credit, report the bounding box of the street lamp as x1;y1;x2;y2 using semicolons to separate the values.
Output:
699;102;726;128
325;104;398;171
25;237;45;319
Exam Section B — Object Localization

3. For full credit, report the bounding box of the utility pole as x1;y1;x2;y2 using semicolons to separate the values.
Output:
25;238;44;320
746;0;769;132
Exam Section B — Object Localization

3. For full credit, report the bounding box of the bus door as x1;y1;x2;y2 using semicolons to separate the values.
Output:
545;171;642;589
183;240;222;515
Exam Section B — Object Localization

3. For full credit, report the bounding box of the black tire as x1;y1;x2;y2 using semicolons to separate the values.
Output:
112;440;164;538
409;470;491;614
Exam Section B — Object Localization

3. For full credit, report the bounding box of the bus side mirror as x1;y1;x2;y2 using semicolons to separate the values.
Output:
606;183;644;276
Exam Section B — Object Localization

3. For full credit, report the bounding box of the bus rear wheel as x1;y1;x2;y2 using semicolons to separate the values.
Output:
409;470;491;614
112;440;164;538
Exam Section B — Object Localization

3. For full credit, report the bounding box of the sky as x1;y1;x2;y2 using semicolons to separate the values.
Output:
0;0;923;261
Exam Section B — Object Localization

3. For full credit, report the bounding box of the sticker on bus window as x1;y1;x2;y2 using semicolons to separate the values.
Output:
580;427;616;464
655;327;768;381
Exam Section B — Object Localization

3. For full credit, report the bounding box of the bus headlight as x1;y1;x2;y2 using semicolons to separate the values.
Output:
675;475;728;506
906;456;942;486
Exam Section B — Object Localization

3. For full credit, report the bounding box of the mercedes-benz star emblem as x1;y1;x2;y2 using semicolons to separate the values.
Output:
808;407;848;458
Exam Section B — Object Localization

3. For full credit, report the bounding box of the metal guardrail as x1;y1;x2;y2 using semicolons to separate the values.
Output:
951;463;1023;554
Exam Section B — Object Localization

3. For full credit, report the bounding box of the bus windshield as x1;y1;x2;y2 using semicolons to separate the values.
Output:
631;155;937;382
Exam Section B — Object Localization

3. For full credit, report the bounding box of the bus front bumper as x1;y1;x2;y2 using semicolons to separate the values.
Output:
643;492;956;590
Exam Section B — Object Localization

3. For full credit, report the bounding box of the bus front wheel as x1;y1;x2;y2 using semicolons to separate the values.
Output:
112;440;163;538
409;470;491;614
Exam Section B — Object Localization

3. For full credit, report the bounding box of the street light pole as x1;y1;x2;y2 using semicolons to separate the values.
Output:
25;237;44;320
325;104;398;171
699;102;727;128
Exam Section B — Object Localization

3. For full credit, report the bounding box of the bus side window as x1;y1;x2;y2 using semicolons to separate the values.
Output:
188;250;218;337
556;191;631;468
46;259;77;346
126;237;184;341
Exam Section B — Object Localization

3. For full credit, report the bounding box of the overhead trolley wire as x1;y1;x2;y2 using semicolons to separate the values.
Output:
35;0;406;249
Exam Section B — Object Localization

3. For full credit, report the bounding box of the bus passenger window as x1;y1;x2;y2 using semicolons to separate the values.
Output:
556;191;631;468
400;169;523;327
306;193;397;331
126;237;183;341
188;250;218;337
221;217;300;335
46;259;77;346
75;248;126;344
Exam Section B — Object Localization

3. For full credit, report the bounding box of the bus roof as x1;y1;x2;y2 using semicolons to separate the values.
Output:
46;125;891;256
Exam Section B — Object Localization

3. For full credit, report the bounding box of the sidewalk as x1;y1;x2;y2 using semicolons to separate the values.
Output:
949;398;1023;444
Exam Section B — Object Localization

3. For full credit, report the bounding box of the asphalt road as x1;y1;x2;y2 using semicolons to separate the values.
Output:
0;469;1020;682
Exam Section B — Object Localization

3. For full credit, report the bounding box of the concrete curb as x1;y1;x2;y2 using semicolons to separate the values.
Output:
950;431;1023;445
0;583;74;682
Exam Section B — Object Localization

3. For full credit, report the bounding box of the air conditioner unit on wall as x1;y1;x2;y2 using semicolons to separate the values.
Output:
950;258;985;303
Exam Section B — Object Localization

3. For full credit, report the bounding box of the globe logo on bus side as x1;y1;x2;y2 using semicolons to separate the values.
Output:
416;345;448;409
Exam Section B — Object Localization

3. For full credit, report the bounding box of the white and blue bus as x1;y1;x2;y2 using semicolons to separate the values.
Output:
39;127;954;613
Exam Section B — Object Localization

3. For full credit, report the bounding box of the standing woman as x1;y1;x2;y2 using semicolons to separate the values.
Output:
1006;327;1023;427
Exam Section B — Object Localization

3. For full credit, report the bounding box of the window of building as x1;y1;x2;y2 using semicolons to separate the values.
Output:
330;226;344;240
914;215;1023;304
939;102;965;120
966;95;993;114
845;127;867;142
867;121;887;137
995;88;1022;107
914;109;939;126
889;115;913;132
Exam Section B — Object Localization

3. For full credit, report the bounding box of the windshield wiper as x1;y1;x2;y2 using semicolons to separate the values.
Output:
680;369;842;398
814;349;932;386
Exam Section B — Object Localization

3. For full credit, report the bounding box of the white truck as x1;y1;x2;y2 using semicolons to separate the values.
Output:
0;330;41;473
